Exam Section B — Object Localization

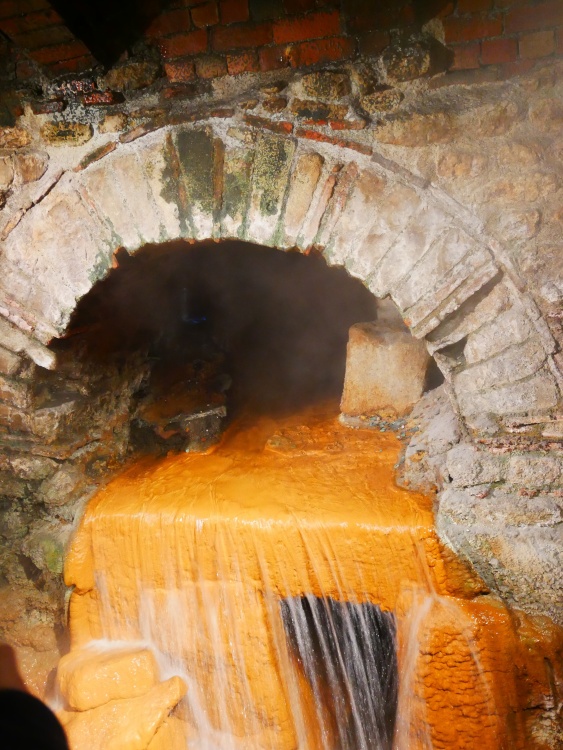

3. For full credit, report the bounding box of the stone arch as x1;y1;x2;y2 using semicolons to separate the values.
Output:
0;119;561;438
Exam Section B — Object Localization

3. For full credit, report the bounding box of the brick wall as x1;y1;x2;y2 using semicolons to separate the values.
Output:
0;0;561;92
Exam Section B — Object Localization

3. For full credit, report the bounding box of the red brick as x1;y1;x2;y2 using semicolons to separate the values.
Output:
519;29;555;58
287;36;355;66
506;1;563;33
259;44;290;70
28;40;91;64
0;8;62;35
47;55;95;73
457;0;492;12
244;114;293;133
481;36;517;63
211;21;272;50
145;9;192;38
295;127;373;155
195;53;227;77
450;41;481;68
444;16;503;43
164;58;196;82
226;49;259;73
273;10;340;44
191;1;219;28
220;0;249;24
158;29;208;58
11;25;74;50
283;0;316;12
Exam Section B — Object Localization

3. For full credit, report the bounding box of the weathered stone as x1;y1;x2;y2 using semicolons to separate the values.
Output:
497;141;542;167
13;151;48;184
246;133;295;245
300;71;351;99
529;97;563;134
371;203;452;299
0;127;31;149
40;122;93;146
0;345;21;375
382;41;431;82
374;112;459;147
489;209;541;242
446;443;506;487
464;306;536;365
171;127;216;240
474;101;519;138
98;113;128;134
487;172;559;203
325;169;386;266
58;646;160;711
136;137;181;243
39;466;86;507
340;321;430;417
315;161;359;248
348;61;379;96
3;454;58;481
456;337;548;394
262;97;287;113
103;60;161;91
282;151;323;245
290;99;348;120
436;149;487;178
0;317;56;370
0;374;32;409
360;86;404;114
391;228;477;312
455;367;559;417
506;455;562;487
0;154;14;190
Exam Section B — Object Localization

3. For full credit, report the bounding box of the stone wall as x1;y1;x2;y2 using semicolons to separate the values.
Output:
0;22;561;698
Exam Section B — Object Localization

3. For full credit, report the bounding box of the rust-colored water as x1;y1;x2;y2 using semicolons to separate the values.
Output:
61;406;563;750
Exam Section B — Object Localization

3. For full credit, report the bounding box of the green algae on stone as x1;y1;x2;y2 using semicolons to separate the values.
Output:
252;134;295;218
221;147;255;237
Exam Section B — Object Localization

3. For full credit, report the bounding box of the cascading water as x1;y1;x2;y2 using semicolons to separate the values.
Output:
55;408;563;750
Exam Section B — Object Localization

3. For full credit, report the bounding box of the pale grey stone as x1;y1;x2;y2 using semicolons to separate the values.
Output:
446;443;506;487
506;455;562;487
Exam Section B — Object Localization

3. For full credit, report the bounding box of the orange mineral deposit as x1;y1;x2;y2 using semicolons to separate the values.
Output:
59;407;563;750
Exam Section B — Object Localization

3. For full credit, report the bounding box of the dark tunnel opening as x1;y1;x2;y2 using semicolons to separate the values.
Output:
61;240;379;427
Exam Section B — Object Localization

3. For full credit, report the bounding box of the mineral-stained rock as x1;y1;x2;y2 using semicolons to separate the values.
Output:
13;151;49;184
340;321;430;418
290;98;348;120
61;675;186;750
360;86;404;114
382;38;452;82
147;717;187;750
40;122;93;147
0;154;14;189
0;127;31;149
103;61;161;92
300;71;351;100
58;645;160;711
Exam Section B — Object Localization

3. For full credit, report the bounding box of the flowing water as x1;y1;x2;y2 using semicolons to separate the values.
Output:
58;406;563;750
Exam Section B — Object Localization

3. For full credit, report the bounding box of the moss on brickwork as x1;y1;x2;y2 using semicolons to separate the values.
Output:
253;134;295;218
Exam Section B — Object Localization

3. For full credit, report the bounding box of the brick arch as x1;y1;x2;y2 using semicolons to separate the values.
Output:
0;120;560;436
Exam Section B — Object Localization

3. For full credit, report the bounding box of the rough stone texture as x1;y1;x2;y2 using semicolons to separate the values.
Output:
340;321;430;417
40;122;93;146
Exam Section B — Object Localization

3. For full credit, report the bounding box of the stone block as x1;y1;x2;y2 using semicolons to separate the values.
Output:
353;183;422;285
464;306;536;365
360;86;404;114
506;455;562;487
426;279;512;355
0;316;56;370
300;71;351;99
246;133;296;245
370;203;452;299
0;374;31;409
340;321;430;417
382;41;431;82
136;136;181;243
13;151;48;184
315;161;359;249
374;112;459;147
282;151;324;245
39;465;85;506
0;345;21;375
436;149;487;178
173;127;216;240
290;99;348;120
0;155;14;190
0;127;31;149
455;367;559;417
103;61;161;91
324;169;386;267
446;443;506;487
58;646;160;711
455;337;547;393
